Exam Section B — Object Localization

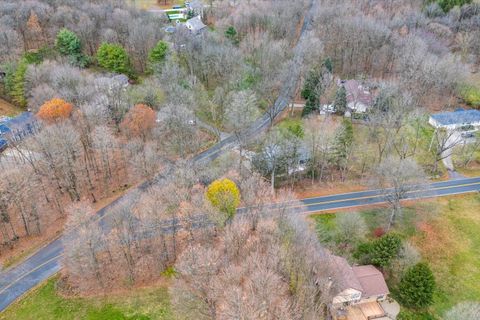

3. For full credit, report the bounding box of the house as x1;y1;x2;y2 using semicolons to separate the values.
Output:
185;15;206;34
0;112;38;147
330;256;392;320
428;109;480;131
338;80;373;113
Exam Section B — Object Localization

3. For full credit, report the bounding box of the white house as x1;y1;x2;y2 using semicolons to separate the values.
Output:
338;80;374;113
429;109;480;131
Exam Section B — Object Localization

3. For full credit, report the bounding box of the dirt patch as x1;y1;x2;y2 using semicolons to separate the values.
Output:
128;0;177;10
0;98;23;117
294;179;367;199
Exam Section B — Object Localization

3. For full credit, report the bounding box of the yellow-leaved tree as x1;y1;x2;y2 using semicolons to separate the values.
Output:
206;178;241;220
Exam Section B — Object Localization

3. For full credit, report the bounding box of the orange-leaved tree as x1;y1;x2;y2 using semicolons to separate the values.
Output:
37;98;73;123
120;104;156;139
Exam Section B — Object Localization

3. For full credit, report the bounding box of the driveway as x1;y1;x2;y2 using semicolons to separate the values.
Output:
442;131;477;173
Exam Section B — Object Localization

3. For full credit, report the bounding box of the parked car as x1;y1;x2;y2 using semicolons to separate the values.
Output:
461;132;475;139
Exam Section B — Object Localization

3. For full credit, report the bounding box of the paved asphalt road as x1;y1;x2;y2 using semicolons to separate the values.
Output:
0;1;318;311
1;176;479;311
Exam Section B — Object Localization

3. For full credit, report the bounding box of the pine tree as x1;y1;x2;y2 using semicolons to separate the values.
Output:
10;59;28;108
323;57;333;73
398;263;435;309
333;118;353;166
370;233;402;267
334;86;347;115
301;69;322;116
225;26;239;45
148;41;168;65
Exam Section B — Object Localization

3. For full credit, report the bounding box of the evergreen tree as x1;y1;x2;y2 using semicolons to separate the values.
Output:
323;57;333;73
10;59;28;108
398;263;435;309
96;43;132;76
301;69;323;116
332;118;353;166
56;28;81;56
370;233;402;267
225;26;239;45
56;28;88;67
148;40;168;65
334;86;347;115
435;0;472;12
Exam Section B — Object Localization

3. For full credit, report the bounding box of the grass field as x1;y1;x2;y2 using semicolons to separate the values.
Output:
312;193;480;318
0;277;174;320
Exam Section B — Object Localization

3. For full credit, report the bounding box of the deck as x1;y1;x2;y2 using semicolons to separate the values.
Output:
333;301;387;320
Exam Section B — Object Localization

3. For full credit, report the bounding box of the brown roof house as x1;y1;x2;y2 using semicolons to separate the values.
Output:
330;256;392;320
337;80;374;113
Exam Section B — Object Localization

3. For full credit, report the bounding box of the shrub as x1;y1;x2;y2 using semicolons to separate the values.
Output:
373;227;386;238
96;43;131;76
397;310;436;320
354;233;402;267
225;26;239;45
206;178;241;219
459;85;480;108
398;263;435;309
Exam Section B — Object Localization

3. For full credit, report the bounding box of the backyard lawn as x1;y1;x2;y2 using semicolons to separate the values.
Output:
0;277;174;320
312;193;480;319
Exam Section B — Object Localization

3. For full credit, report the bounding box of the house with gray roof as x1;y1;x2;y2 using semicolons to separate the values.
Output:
429;109;480;130
185;15;206;34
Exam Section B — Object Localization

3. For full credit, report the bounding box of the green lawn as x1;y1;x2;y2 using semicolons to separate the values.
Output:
0;277;174;320
311;193;480;319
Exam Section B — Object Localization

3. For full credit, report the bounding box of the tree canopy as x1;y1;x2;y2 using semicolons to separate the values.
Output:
120;104;157;138
148;41;168;65
398;262;435;309
37;98;73;123
206;178;241;219
96;43;131;76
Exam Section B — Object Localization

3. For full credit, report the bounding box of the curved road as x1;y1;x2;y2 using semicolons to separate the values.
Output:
0;0;318;311
1;176;480;310
3;1;479;312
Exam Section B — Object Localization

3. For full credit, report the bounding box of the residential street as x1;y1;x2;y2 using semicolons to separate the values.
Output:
1;176;479;312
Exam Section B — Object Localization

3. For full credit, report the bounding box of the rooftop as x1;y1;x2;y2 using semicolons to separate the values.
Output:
430;109;480;126
185;15;206;33
332;256;389;298
352;265;390;297
338;79;373;106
